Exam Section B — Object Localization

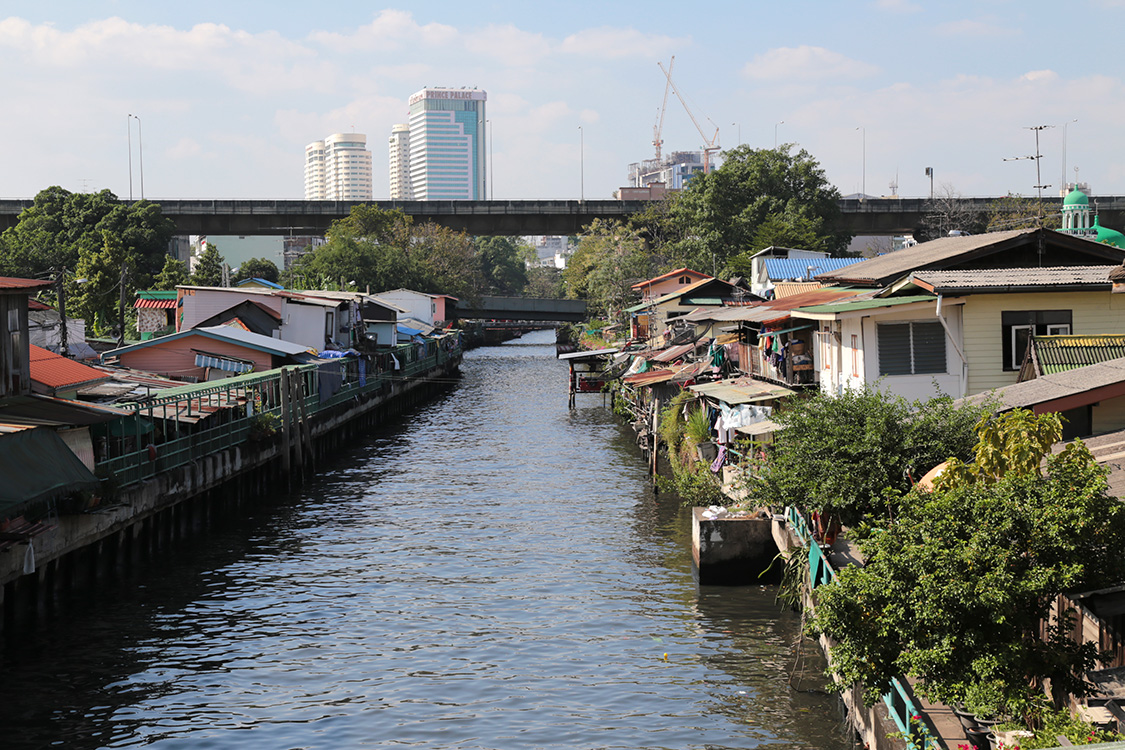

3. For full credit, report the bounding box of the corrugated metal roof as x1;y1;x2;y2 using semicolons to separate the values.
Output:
680;288;868;324
763;257;864;281
650;342;698;363
793;294;936;315
1026;335;1125;376
103;325;310;360
631;268;711;290
688;378;796;405
912;266;1116;293
961;356;1125;411
29;345;109;389
0;277;52;291
136;290;178;300
773;281;823;298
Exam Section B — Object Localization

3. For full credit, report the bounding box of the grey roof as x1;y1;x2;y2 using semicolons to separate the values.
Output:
816;228;1125;287
962;356;1125;411
912;265;1117;293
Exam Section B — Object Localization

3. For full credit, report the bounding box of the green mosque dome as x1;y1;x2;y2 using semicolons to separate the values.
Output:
1095;215;1125;249
1064;188;1090;206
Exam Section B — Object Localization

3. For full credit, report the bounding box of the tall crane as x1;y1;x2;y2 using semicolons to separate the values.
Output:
652;56;674;162
657;57;720;173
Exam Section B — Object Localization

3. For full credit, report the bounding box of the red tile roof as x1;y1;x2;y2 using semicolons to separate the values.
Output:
0;277;52;291
29;345;109;390
134;298;178;309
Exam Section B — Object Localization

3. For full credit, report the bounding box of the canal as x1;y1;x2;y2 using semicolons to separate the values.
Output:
0;329;852;749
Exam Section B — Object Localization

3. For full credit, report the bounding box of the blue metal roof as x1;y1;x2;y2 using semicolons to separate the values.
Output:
764;257;864;281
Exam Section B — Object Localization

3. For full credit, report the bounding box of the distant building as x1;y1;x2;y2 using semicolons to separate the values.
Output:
1058;185;1125;249
627;151;707;191
525;236;576;269
399;87;487;200
388;123;412;200
304;133;373;201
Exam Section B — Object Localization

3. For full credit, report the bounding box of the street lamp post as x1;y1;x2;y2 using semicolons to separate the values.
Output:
774;120;784;148
578;126;584;202
925;167;934;200
126;114;133;201
488;119;493;200
731;122;740;147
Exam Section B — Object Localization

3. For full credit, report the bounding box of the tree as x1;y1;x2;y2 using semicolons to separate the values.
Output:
646;145;851;274
986;193;1061;233
71;231;134;339
412;222;484;302
750;386;985;526
916;183;986;242
524;266;565;298
153;255;189;290
0;187;174;286
811;411;1125;715
234;257;280;284
476;236;529;295
191;243;225;286
562;219;656;324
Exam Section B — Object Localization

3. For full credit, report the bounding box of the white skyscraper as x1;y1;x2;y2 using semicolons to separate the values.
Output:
304;133;373;200
388;123;412;200
398;87;486;201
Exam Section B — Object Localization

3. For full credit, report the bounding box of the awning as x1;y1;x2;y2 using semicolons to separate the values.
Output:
688;378;796;405
0;428;100;517
760;323;815;337
194;353;254;373
735;419;785;436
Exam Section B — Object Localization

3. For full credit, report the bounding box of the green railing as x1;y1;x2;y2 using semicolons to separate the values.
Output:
786;507;935;750
94;336;461;488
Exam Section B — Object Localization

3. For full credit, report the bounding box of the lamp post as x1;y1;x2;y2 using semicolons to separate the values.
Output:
578;125;584;202
856;126;865;199
1062;118;1078;193
126;114;133;201
925;166;934;200
732;122;741;147
774;120;784;148
488;119;493;200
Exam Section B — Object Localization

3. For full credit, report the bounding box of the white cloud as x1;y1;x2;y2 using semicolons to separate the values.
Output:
560;27;685;59
308;10;457;53
742;46;879;82
463;24;549;67
1021;69;1059;84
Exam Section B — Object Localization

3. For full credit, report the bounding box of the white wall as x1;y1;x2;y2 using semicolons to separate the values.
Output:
377;290;435;325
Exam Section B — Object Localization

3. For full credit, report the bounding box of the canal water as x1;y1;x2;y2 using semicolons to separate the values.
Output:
1;330;852;749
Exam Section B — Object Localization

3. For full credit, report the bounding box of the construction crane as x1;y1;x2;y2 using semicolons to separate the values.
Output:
657;57;720;173
652;56;674;162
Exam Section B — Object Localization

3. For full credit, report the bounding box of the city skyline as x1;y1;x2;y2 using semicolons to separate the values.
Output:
2;2;1124;202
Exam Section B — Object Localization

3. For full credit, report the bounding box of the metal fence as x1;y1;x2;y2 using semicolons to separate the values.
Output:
94;336;460;488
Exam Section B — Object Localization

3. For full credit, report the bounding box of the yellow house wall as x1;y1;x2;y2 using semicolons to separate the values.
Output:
962;290;1125;395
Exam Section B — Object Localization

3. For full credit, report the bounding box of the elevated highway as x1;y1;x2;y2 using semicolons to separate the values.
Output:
451;296;586;323
1;196;1123;237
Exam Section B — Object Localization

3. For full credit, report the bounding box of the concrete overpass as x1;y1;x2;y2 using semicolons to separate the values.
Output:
1;196;1123;237
451;296;586;323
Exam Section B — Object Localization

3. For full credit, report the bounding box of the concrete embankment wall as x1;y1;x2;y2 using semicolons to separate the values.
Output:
0;359;460;630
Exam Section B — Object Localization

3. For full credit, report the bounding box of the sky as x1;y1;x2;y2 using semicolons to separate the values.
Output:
2;0;1124;203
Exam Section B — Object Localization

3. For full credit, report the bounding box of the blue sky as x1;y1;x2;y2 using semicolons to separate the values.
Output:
2;1;1123;202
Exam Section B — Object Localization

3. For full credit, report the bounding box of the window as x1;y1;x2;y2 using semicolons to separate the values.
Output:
878;321;946;376
1001;310;1072;370
817;328;831;370
851;334;859;377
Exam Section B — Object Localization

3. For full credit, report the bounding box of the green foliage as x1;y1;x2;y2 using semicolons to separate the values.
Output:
153;255;189;290
683;405;712;447
476;236;529;295
71;232;134;335
658;389;695;450
524;266;565;298
750;386;985;526
985;193;1061;233
810;412;1125;713
190;243;225;286
1002;706;1123;748
657;458;724;508
648;145;851;274
234;257;280;284
0;186;175;289
936;409;1062;490
562;219;656;324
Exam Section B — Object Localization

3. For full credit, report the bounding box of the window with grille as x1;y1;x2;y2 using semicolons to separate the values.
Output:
878;321;946;376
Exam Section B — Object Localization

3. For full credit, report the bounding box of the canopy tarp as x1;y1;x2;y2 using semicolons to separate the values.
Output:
0;428;100;517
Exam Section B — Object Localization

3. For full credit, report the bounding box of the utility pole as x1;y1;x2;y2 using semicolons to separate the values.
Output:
56;268;69;358
118;261;128;348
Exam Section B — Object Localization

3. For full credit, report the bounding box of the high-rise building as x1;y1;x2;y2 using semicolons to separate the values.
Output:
388;123;412;200
304;133;373;201
399;87;486;201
